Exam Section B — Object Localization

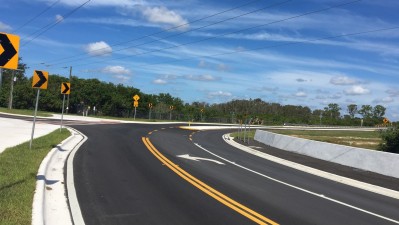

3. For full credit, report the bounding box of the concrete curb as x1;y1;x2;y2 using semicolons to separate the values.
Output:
223;134;399;200
254;129;399;179
32;128;85;225
66;128;87;225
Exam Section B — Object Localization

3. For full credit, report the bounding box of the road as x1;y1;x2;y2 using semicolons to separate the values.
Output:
70;123;399;225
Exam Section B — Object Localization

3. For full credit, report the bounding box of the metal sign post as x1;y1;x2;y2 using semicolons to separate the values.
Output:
60;94;66;132
30;89;40;149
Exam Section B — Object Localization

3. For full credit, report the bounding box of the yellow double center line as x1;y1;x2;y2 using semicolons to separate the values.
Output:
142;137;278;225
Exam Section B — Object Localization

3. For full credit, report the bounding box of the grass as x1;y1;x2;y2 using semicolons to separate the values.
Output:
0;129;70;225
231;129;382;150
0;107;53;117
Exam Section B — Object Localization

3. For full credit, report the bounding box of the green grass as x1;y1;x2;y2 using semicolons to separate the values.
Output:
231;129;382;150
0;129;70;225
0;107;53;117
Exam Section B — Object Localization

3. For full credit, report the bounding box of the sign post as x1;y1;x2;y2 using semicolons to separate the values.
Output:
169;105;174;120
29;70;48;149
148;103;153;120
60;82;70;132
133;94;140;120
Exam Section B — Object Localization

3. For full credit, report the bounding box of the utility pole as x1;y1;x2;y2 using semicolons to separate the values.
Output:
66;66;72;113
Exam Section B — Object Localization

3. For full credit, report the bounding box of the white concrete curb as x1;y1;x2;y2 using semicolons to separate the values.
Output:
32;128;86;225
223;134;399;200
66;128;87;225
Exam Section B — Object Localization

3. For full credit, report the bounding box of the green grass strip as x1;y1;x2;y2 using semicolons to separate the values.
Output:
0;128;70;225
0;107;53;117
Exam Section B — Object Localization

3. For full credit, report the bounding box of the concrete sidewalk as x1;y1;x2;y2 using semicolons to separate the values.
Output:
0;117;59;154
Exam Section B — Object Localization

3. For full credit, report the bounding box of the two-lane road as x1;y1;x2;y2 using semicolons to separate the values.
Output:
71;123;399;225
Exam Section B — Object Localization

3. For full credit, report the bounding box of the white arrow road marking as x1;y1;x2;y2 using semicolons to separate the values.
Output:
177;154;225;165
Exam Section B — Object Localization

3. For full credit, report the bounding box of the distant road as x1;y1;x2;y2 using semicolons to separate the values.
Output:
70;123;399;225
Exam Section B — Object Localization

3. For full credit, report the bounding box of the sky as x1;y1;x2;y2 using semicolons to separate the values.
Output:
1;0;399;120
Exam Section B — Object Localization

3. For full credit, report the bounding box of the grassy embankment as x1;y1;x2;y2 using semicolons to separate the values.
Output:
0;129;70;225
232;129;382;150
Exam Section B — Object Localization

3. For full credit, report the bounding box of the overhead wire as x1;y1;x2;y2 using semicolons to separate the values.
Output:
130;26;399;69
14;0;61;32
72;0;362;68
21;0;91;47
42;0;262;65
50;0;293;66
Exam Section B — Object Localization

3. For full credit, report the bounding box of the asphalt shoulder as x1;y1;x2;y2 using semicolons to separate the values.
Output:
236;138;399;192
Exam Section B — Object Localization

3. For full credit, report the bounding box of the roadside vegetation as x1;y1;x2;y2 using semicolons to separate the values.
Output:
1;59;395;127
0;129;70;225
379;125;399;153
0;107;52;117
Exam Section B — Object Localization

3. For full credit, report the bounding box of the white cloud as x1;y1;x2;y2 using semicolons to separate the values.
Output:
295;91;307;97
142;6;188;29
153;79;167;84
208;91;232;98
344;85;371;95
185;74;218;81
330;76;361;85
102;65;130;75
0;21;11;31
373;96;394;104
387;88;399;97
113;75;130;83
55;14;64;23
84;41;112;56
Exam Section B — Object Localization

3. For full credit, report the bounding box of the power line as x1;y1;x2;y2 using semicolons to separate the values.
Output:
73;0;361;68
43;0;263;65
132;26;399;69
51;0;293;66
14;0;60;32
21;0;91;47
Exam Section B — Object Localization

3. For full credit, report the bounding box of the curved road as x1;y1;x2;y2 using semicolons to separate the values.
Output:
70;123;399;225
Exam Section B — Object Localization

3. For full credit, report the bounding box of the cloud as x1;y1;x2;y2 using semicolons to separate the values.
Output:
142;6;188;29
373;97;394;104
185;74;218;81
330;76;361;85
387;88;399;97
84;41;112;56
153;79;167;85
101;65;130;75
344;85;371;95
113;75;130;83
294;91;307;97
55;14;64;23
296;78;307;82
0;21;11;31
208;91;232;98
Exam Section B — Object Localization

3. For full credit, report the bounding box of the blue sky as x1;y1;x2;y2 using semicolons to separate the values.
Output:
1;0;399;119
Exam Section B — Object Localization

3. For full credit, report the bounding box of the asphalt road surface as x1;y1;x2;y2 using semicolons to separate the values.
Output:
70;123;399;225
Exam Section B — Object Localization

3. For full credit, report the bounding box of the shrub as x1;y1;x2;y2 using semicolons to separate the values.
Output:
379;125;399;153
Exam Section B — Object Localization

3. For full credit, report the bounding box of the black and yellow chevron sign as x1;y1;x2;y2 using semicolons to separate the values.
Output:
61;82;71;94
0;32;20;70
32;70;48;89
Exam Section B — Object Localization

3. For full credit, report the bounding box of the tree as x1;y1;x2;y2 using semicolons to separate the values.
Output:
373;105;386;119
347;104;358;118
358;105;373;119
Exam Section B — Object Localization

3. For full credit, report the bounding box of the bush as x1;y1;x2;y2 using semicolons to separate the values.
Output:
379;125;399;153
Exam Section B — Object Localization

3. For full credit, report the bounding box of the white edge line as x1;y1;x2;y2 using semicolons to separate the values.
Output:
66;127;88;225
193;137;399;224
222;134;399;200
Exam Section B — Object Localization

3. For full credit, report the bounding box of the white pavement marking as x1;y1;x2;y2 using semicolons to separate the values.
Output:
177;153;225;165
194;142;399;224
223;134;399;200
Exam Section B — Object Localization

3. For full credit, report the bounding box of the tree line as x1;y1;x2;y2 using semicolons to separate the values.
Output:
0;60;392;127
